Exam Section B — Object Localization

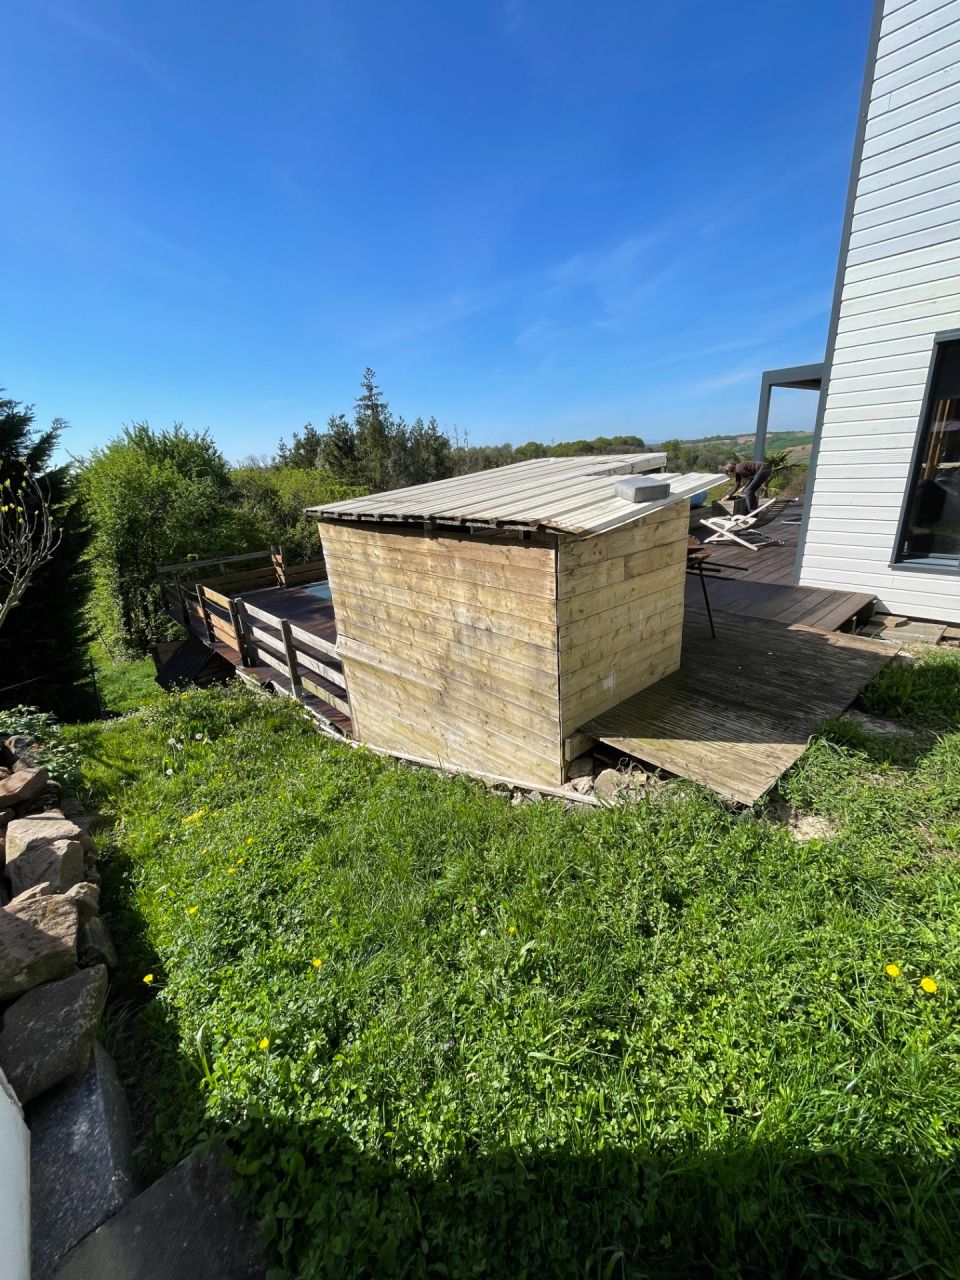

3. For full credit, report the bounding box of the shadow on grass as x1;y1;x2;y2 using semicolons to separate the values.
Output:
822;715;941;770
222;1110;958;1279
98;846;210;1184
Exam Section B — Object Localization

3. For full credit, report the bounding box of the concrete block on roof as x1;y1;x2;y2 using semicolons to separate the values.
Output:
613;476;672;503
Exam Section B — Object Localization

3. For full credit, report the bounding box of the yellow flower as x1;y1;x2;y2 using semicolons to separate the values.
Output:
246;837;254;845
226;866;236;875
187;906;198;916
920;977;939;995
143;973;154;984
258;1036;270;1050
884;963;901;978
311;958;322;969
507;925;517;935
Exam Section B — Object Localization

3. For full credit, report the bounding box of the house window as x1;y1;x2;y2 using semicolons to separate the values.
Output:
896;338;960;568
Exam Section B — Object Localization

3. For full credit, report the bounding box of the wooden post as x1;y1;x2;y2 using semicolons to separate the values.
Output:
229;599;250;665
280;618;303;699
272;545;287;589
233;599;253;668
197;586;215;645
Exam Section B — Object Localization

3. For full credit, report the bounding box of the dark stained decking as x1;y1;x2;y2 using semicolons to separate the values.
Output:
688;502;875;631
583;610;895;806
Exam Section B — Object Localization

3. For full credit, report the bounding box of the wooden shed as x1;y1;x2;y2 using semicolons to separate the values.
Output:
308;456;722;788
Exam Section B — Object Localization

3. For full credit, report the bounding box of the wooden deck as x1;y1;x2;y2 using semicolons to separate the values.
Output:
181;584;351;734
582;610;895;806
689;503;875;631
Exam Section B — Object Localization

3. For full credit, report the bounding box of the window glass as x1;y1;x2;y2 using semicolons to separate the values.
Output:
897;340;960;566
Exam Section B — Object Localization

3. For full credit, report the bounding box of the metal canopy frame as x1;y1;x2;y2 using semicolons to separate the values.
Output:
752;363;824;460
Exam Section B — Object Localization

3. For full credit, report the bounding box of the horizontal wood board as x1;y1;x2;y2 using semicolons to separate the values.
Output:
558;503;689;734
311;460;720;536
322;522;564;785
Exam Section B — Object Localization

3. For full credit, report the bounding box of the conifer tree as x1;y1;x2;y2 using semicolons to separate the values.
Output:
0;393;94;717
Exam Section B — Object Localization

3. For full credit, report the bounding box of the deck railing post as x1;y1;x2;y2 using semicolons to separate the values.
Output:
197;586;216;645
279;618;303;699
229;599;251;666
234;599;253;668
272;545;287;589
175;577;188;624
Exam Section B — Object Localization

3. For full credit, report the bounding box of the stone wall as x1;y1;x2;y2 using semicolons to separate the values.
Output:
0;732;134;1278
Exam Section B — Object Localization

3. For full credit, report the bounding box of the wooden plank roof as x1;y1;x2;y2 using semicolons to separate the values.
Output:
308;454;723;537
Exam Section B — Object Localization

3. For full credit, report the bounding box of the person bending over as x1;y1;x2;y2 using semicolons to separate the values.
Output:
723;459;772;514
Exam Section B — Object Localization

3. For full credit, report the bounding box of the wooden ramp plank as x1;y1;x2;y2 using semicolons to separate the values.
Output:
582;612;895;806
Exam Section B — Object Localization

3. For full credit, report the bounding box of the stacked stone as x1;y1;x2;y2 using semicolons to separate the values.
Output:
0;733;133;1278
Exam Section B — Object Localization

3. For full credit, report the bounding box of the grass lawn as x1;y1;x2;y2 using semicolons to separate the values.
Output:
72;652;960;1278
89;641;161;715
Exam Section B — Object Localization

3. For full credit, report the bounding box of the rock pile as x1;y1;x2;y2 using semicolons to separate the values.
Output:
563;753;658;805
0;731;133;1278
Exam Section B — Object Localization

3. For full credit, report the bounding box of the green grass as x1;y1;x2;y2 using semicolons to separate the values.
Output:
71;652;960;1278
89;641;161;714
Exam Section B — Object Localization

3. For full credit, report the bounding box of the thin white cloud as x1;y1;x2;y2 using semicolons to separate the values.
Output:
48;3;183;95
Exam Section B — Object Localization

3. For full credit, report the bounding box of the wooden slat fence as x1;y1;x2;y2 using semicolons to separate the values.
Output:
157;548;328;614
238;599;350;719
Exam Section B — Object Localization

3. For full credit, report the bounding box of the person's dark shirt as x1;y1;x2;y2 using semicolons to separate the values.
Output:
733;461;768;479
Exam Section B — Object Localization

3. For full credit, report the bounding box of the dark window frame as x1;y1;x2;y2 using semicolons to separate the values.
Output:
891;326;960;574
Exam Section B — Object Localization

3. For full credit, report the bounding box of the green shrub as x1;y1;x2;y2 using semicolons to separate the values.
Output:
0;705;82;790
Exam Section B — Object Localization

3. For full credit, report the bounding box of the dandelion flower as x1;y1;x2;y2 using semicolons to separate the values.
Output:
311;958;322;968
884;963;901;978
187;906;198;916
508;925;517;935
226;867;236;875
246;837;254;845
143;973;154;984
258;1036;270;1050
920;976;939;995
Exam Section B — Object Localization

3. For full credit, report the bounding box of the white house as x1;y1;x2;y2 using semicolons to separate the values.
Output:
788;0;960;623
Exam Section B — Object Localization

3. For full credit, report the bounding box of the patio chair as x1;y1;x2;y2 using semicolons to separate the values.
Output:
698;497;785;551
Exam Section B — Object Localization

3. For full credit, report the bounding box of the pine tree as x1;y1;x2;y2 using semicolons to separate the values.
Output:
317;413;362;485
353;368;393;491
275;423;324;469
0;394;94;717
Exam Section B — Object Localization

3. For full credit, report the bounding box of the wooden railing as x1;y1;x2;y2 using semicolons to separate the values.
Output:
156;544;347;720
237;599;350;720
157;547;327;628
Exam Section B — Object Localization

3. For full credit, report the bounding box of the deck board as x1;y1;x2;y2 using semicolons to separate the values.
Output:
688;505;874;631
582;611;895;806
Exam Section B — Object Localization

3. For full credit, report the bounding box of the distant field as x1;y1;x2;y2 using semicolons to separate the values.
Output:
654;430;815;454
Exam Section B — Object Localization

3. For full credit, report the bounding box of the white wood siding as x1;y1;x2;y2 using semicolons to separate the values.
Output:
800;0;960;621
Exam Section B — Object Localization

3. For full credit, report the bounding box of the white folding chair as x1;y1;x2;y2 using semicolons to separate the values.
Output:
698;498;779;551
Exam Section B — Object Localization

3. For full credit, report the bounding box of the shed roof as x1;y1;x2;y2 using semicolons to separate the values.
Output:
308;454;723;537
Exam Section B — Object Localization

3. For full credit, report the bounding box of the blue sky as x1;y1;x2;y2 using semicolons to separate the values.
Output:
3;1;873;461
